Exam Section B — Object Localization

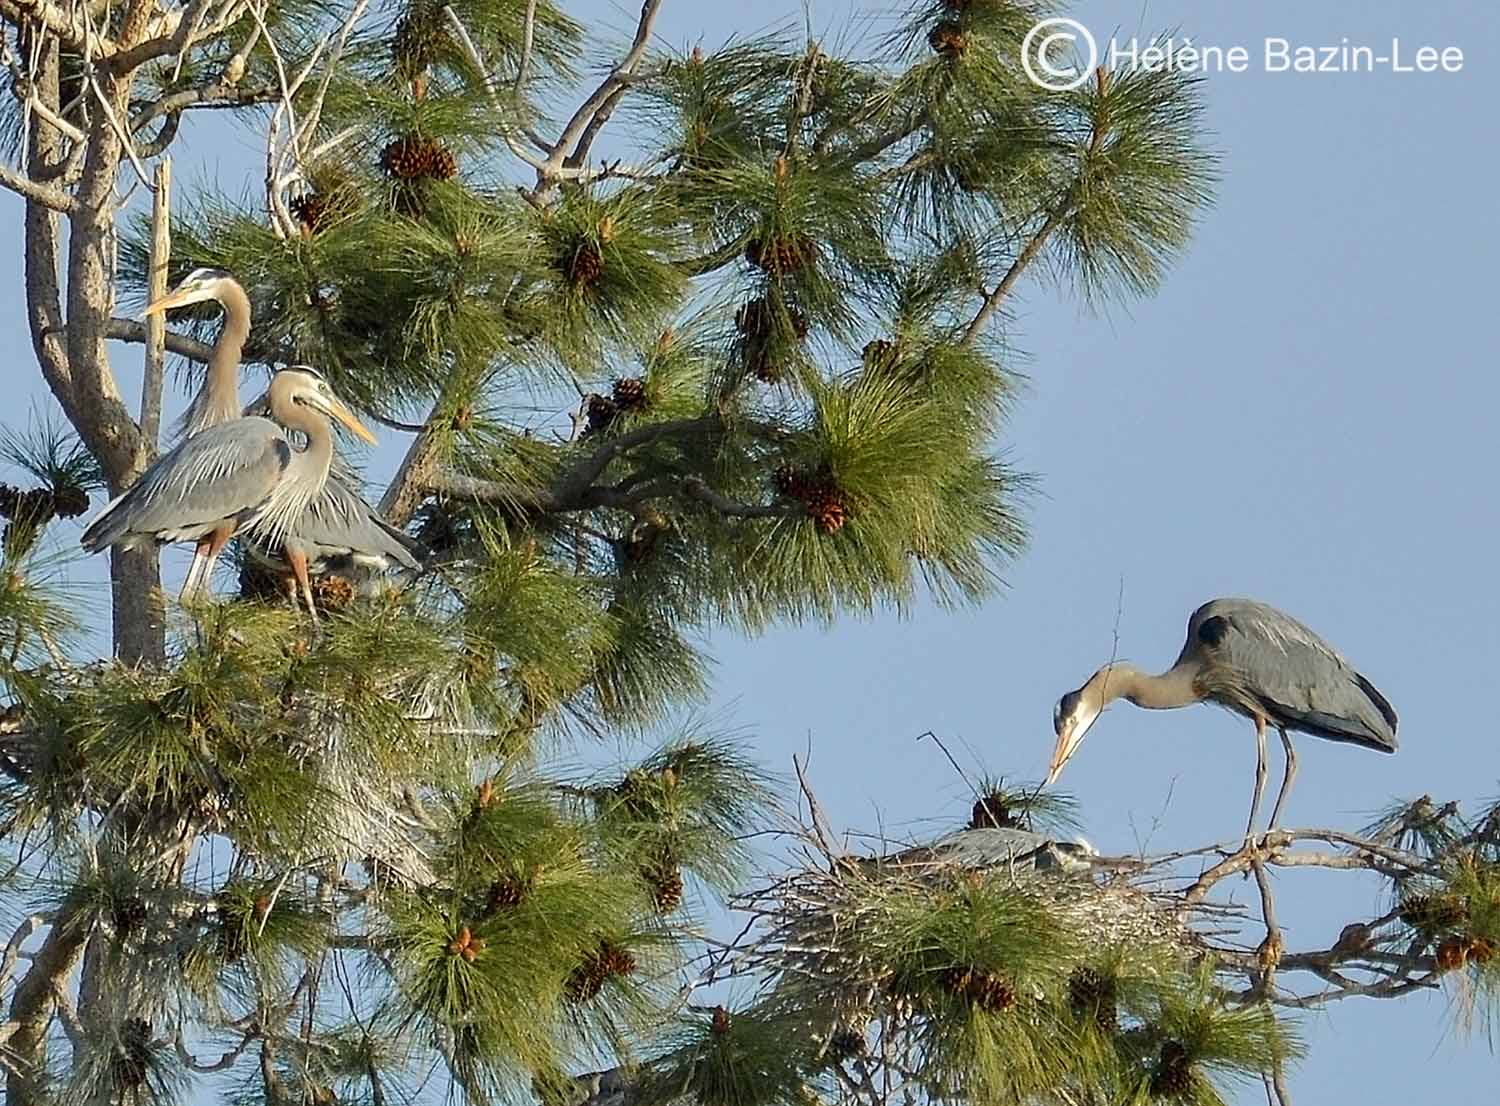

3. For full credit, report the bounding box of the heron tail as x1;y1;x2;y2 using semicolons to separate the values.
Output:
78;491;132;553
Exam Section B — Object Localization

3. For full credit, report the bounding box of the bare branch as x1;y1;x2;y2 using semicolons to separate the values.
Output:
680;475;798;519
0;162;77;212
139;156;170;450
548;0;664;170
515;0;536;93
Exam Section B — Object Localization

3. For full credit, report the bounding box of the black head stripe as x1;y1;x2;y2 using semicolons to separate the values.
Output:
1055;690;1081;732
1197;615;1230;648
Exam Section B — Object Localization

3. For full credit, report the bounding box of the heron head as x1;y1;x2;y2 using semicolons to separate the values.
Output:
278;366;378;445
143;267;235;315
1046;683;1102;787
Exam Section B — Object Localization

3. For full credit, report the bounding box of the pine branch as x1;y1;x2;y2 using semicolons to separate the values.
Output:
959;201;1065;345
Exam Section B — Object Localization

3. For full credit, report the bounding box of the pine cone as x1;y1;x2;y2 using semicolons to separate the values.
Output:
585;394;618;434
773;465;807;499
828;1027;866;1060
928;21;967;59
110;1017;153;1089
448;924;486;963
745;234;816;277
392;6;448;78
430;145;458;179
290;192;335;235
806;490;848;535
0;486;57;527
642;851;684;912
1400;893;1468;933
1331;922;1373;955
380;135;457;181
942;966;1015;1013
567;940;636;1002
1436;936;1468;973
969;792;1019;830
1068;967;1118;1033
599;941;636;976
485;876;527;915
736;296;810;341
1150;1040;1194;1098
861;338;900;371
313;574;355;613
52;484;90;519
112;895;148;940
711;1005;731;1035
624;512;669;564
563;241;605;287
772;464;849;533
611;376;647;411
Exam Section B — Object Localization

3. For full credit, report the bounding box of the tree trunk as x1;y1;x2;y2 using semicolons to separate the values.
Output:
61;12;165;664
111;548;166;665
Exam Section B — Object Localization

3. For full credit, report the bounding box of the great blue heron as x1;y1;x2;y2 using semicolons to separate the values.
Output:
80;367;376;617
1047;598;1398;839
146;267;251;439
144;270;422;583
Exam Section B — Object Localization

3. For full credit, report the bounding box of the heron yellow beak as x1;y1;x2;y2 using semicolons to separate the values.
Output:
1045;703;1099;786
326;397;378;445
142;286;200;316
1044;736;1075;787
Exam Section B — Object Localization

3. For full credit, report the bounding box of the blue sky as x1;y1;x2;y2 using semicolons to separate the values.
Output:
1;1;1495;1101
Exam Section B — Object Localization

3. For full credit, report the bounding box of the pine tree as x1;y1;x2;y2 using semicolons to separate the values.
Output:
0;1;1352;1104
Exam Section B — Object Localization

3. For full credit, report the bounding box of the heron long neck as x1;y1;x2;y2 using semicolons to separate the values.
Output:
184;281;252;435
274;398;335;484
1093;660;1201;711
256;386;335;546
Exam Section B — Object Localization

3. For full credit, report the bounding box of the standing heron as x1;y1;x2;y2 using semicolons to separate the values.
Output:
145;267;253;438
143;270;422;583
80;367;377;618
1046;598;1398;838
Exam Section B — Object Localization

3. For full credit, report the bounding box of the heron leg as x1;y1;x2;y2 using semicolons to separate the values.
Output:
1245;715;1269;843
286;547;319;625
180;540;212;599
190;524;236;599
1268;727;1299;832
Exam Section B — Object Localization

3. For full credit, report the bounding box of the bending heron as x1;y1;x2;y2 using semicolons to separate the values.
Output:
80;367;376;617
1046;598;1398;838
144;270;422;582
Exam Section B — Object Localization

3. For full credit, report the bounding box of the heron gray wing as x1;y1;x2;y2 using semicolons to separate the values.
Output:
81;417;289;550
281;476;422;570
867;827;1093;876
1190;598;1397;751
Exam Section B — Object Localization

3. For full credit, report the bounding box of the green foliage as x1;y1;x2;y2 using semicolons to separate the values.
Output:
587;737;775;902
1053;58;1219;303
640;1004;826;1106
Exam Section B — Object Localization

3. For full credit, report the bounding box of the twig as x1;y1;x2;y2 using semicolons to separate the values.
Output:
793;753;844;865
139;156;170;450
